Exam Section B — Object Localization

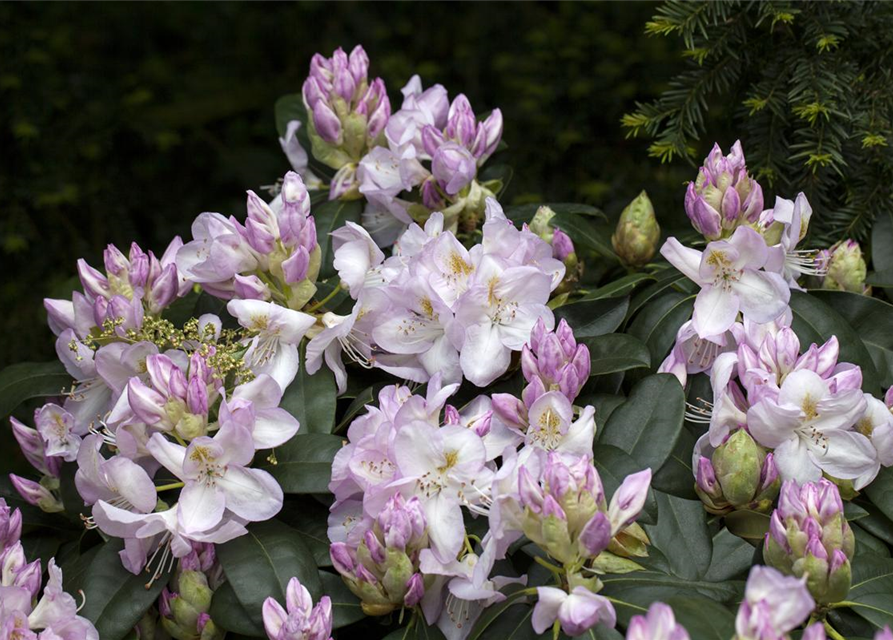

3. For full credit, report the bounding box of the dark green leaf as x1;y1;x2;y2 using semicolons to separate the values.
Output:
274;93;306;138
280;345;337;434
63;540;171;640
646;492;712;580
628;269;691;316
335;383;386;433
599;374;685;472
865;466;893;524
260;433;344;494
650;425;697;500
0;361;71;419
664;595;736;640
703;528;758;582
847;554;893;629
0;475;79;532
628;293;695;368
554;297;629;338
581;394;626;427
209;580;263;637
579;273;654;301
582;334;650;376
601;572;743;625
550;212;618;261
276;498;333;567
502;203;607;225
479;164;513;197
319;570;366;629
313;199;363;280
593;444;657;525
381;618;448;640
809;290;893;388
789;291;880;392
853;524;892;557
216;519;321;632
724;509;771;541
871;211;893;273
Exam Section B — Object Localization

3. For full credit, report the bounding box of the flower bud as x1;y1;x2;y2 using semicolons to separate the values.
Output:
0;499;22;550
612;191;660;267
9;474;63;513
820;239;869;294
432;143;477;196
764;479;854;604
685;141;763;241
712;429;762;507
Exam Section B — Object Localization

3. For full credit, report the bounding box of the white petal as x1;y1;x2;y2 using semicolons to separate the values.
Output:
459;323;512;387
809;430;878;480
773;437;822;484
693;286;739;337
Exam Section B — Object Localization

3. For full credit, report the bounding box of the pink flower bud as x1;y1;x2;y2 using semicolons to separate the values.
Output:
491;393;526;430
282;247;311;284
472;108;503;163
431;143;476;196
312;100;343;145
347;45;369;85
578;512;611;557
148;264;179;313
9;474;61;512
77;258;110;299
421;124;445;158
518;466;544;513
445;94;476;148
127;378;168;426
608;469;652;534
234;274;272;301
104;244;130;277
552;228;575;261
330;542;355;575
696;457;720;497
420;178;444;211
186;376;208;416
0;499;22;549
364;529;386;565
403;573;425;608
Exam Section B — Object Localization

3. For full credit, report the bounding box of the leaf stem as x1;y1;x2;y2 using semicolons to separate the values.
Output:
604;596;648;612
306;282;342;313
155;481;184;492
823;621;846;640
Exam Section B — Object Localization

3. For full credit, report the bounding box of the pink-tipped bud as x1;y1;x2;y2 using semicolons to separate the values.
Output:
403;573;425;608
578;512;612;557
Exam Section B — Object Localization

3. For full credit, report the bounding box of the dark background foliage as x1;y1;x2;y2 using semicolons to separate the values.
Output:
2;1;693;367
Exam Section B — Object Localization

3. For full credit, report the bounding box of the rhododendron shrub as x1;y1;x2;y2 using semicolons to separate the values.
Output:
4;47;893;640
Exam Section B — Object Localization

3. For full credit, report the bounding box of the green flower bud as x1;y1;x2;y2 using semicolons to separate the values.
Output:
612;191;660;267
821;240;868;294
712;430;762;507
529;206;557;243
381;550;413;603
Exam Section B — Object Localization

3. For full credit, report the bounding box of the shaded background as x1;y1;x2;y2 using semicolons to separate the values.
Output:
1;1;708;368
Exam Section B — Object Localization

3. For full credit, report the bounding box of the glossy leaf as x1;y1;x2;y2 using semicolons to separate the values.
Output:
313;199;363;279
216;519;321;632
645;491;712;580
847;554;893;630
555;296;629;338
280;345;337;434
63;540;171;640
582;334;651;376
259;433;344;494
0;361;70;419
809;290;893;388
627;293;694;368
599;374;685;472
320;570;366;629
789;291;880;393
593;444;657;525
209;581;263;637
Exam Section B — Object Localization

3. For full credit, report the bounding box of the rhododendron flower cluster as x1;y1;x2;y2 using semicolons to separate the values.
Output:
5;44;893;640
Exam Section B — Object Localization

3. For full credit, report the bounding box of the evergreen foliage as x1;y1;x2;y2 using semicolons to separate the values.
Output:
623;1;893;245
